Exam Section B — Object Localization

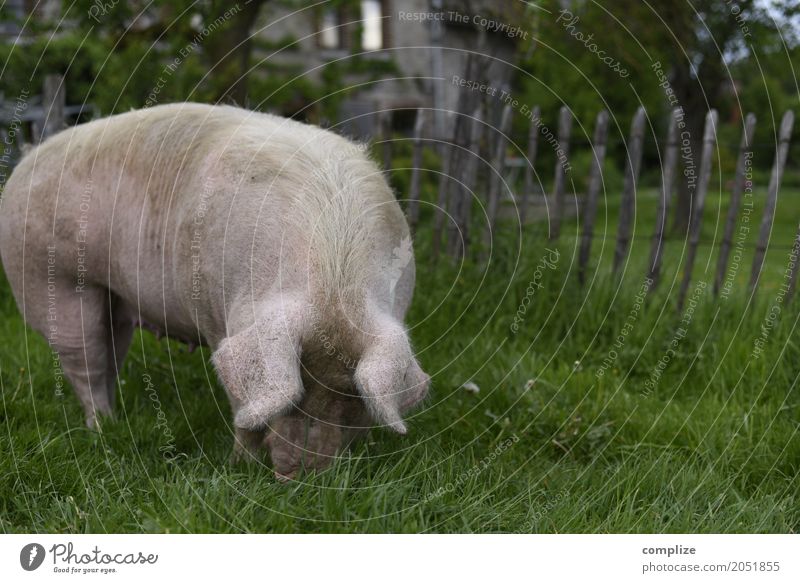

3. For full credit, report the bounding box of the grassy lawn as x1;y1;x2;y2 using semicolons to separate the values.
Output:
1;180;799;533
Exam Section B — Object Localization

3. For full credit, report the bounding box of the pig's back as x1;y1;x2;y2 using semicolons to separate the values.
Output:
0;103;409;344
0;104;240;337
177;105;409;339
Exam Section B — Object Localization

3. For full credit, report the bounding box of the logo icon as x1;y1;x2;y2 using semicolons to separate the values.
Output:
20;543;46;571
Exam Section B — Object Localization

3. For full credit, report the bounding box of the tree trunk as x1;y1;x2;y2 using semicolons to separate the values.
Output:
668;65;707;236
670;116;703;236
204;0;269;105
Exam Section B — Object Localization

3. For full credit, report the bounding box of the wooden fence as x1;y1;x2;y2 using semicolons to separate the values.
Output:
400;98;797;308
3;75;797;311
0;74;93;169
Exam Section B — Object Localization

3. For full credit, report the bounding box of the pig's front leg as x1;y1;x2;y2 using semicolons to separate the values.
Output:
231;426;270;464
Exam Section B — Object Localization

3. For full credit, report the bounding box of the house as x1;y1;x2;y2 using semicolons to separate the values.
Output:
1;0;531;141
255;0;530;138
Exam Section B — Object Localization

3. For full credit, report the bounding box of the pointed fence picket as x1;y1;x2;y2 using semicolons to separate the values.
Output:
578;110;609;285
749;110;795;294
549;106;572;241
612;106;646;275
647;108;680;289
396;101;798;310
676;110;718;311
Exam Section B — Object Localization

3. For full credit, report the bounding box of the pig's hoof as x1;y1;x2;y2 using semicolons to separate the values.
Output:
85;410;114;431
273;470;297;482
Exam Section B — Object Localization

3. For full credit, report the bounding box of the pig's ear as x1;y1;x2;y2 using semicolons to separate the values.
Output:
401;357;431;412
212;304;306;431
354;316;430;434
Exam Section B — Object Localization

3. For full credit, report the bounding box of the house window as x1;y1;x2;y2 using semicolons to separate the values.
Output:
361;0;383;50
319;8;341;49
317;1;389;51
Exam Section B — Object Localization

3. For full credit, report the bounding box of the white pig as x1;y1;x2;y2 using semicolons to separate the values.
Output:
0;103;430;478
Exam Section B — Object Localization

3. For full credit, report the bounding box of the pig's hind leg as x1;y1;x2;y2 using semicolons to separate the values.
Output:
51;286;130;428
104;293;135;409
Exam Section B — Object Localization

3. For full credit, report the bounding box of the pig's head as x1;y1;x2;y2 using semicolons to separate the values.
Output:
211;295;430;477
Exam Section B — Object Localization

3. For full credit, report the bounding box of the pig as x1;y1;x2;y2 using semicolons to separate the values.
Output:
0;102;430;479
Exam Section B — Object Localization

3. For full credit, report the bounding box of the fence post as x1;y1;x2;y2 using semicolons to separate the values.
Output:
446;105;480;258
433;55;482;261
0;92;9;159
749;110;795;294
613;106;646;275
380;110;392;172
646;108;681;289
549;106;572;240
484;103;513;257
578;110;609;285
432;125;455;261
40;74;65;142
448;106;484;260
786;228;800;302
714;112;757;296
407;109;426;233
520;105;540;226
676;109;718;311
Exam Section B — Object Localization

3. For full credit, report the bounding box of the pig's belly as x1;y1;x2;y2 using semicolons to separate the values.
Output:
106;244;206;347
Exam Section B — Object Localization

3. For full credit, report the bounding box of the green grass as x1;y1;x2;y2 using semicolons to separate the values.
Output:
1;183;799;533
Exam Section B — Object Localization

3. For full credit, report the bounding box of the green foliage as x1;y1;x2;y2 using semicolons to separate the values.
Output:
0;0;400;120
0;1;229;113
512;0;800;184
